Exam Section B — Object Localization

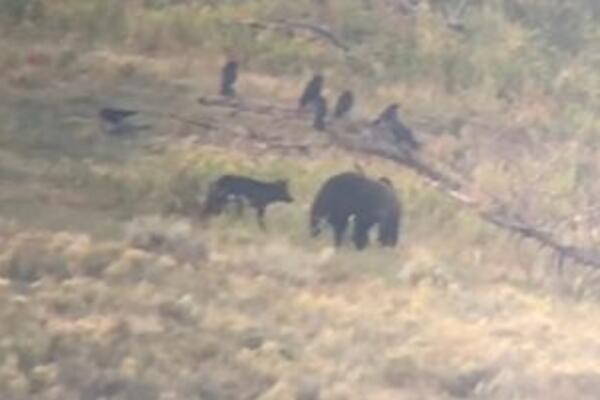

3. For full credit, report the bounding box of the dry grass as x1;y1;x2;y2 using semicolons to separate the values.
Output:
0;225;600;399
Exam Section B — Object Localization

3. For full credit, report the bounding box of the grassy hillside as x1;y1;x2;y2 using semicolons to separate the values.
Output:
2;0;600;398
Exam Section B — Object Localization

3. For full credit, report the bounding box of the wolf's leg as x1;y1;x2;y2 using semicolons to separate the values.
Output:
256;206;267;231
202;190;224;217
234;196;244;217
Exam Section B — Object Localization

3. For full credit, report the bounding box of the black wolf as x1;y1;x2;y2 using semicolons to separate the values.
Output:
203;174;293;230
373;103;420;150
299;74;324;109
220;60;238;97
333;90;354;118
310;172;401;250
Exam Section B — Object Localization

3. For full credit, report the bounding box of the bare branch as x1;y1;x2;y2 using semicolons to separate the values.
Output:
237;18;350;53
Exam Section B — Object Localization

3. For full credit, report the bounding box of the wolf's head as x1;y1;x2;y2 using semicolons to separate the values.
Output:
273;179;294;203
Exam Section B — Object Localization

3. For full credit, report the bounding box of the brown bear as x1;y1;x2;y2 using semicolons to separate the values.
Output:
310;172;401;250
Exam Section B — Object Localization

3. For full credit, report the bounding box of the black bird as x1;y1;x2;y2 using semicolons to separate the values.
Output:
99;107;138;125
98;107;149;136
220;60;238;97
333;90;354;118
299;74;324;109
373;104;420;150
313;95;328;131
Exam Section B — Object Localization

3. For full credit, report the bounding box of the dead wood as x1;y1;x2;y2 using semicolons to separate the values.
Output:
237;18;349;53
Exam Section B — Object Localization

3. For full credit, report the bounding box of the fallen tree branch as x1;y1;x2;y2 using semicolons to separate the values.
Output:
136;108;219;130
140;104;325;155
197;95;299;118
327;129;600;270
238;18;350;53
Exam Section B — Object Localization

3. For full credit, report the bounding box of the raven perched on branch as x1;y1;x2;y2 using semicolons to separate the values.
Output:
333;90;354;118
373;104;420;150
299;74;324;109
220;60;239;97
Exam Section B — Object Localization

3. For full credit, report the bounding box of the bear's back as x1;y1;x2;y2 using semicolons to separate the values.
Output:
311;172;399;217
311;172;369;216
